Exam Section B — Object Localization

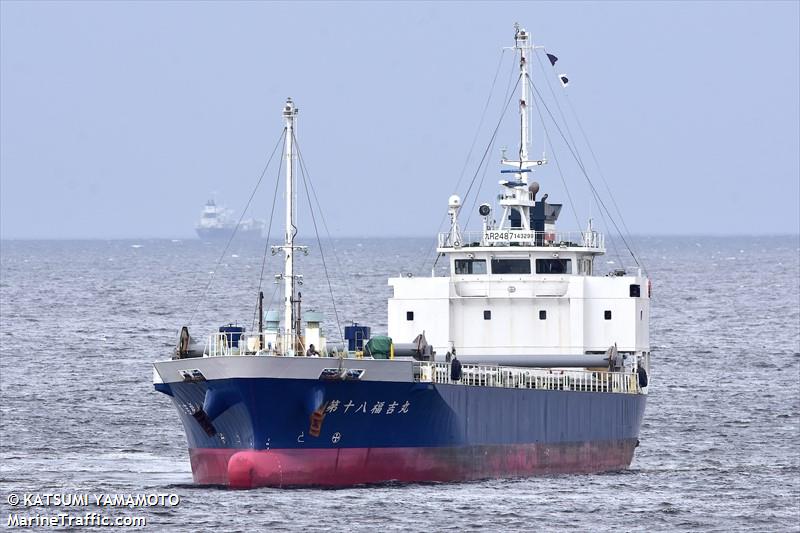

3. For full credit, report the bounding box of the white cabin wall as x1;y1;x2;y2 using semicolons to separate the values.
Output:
388;277;450;349
451;296;581;356
388;256;650;358
636;295;650;349
582;276;649;352
568;278;586;352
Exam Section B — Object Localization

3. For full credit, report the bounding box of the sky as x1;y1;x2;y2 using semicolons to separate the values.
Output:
1;1;798;239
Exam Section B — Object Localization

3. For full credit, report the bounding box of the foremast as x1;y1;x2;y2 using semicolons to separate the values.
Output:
272;98;307;356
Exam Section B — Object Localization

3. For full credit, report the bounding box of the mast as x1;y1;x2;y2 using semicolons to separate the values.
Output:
517;23;530;168
498;25;545;232
282;98;298;355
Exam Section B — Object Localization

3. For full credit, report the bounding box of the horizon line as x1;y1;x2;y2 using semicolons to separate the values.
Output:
2;232;799;242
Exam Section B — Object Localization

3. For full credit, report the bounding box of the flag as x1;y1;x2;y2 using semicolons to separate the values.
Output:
546;53;558;66
559;74;569;87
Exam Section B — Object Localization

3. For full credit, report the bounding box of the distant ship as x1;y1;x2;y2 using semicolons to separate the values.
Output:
195;200;265;241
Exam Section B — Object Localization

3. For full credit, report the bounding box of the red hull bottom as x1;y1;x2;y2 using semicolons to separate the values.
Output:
189;441;638;488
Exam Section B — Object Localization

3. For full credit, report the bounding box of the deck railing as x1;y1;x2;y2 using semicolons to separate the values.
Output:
416;362;640;394
203;332;336;357
437;230;604;249
200;336;640;394
204;332;279;357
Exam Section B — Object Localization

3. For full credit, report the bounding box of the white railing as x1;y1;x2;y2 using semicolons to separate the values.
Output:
203;333;343;357
437;230;605;249
204;332;280;357
417;362;640;394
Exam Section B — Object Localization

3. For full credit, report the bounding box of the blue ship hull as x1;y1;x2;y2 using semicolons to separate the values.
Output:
155;376;646;487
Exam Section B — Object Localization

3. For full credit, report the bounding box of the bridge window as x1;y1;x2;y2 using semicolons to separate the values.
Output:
454;259;487;275
535;259;572;274
491;258;531;274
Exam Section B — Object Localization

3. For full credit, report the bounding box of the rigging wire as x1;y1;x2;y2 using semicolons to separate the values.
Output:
533;51;586;169
501;46;520;111
528;76;622;265
562;83;648;275
462;131;500;230
428;76;522;273
527;77;641;269
528;75;626;264
453;49;509;198
536;49;648;275
456;75;522;228
526;78;622;267
428;75;522;273
531;52;623;266
461;75;521;210
528;77;583;233
416;49;511;275
293;133;345;345
251;133;286;330
187;130;286;326
296;148;357;306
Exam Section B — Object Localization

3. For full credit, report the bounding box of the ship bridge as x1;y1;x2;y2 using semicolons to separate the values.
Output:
388;189;647;362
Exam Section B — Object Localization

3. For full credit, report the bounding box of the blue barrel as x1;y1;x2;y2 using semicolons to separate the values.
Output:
344;324;370;351
219;324;245;347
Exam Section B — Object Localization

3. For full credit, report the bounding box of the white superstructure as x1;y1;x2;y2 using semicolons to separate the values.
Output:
196;200;233;230
388;25;650;366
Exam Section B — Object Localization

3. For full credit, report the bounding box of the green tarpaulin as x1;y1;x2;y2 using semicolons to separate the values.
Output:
364;336;392;359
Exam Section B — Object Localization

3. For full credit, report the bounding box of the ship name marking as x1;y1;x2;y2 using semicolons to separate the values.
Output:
324;400;411;415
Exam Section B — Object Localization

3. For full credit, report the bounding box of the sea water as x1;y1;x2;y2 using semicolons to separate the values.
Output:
1;236;798;531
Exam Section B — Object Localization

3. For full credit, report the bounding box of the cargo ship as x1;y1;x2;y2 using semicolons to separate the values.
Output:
195;199;265;241
154;25;650;488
